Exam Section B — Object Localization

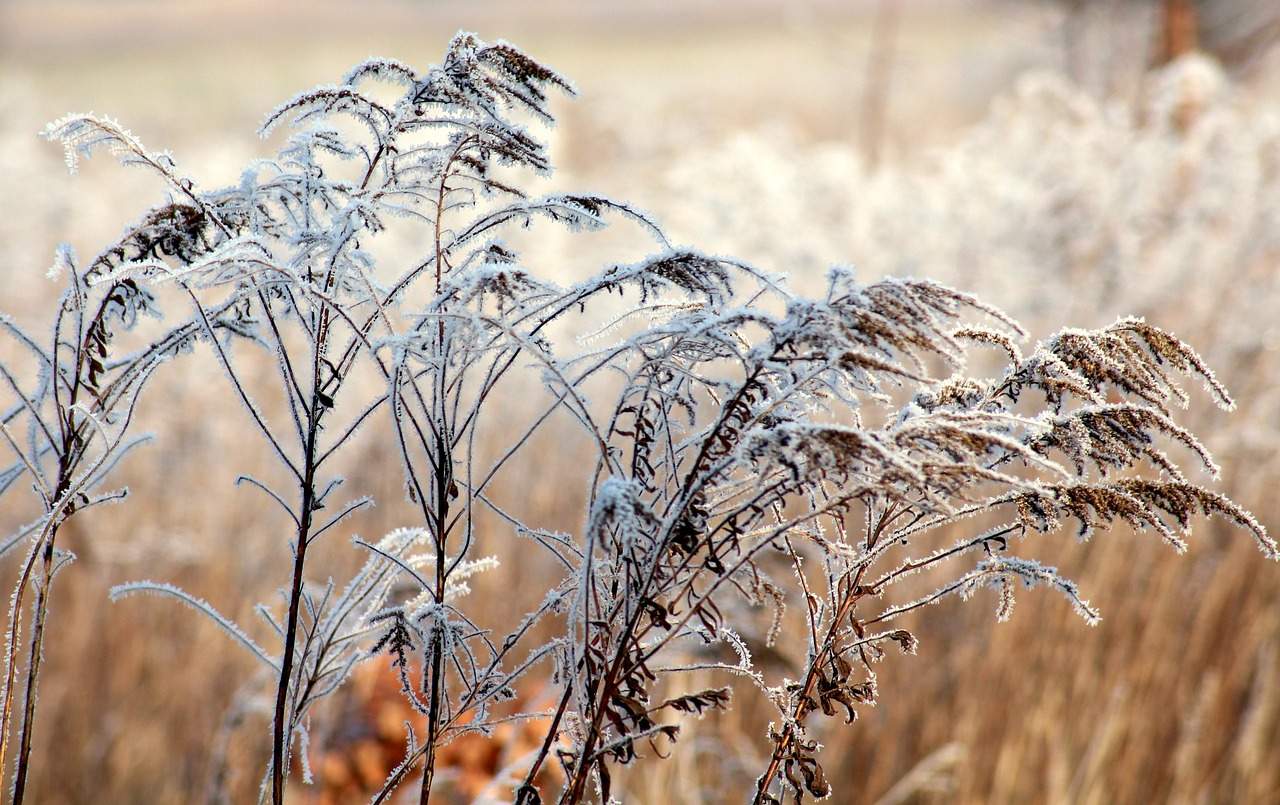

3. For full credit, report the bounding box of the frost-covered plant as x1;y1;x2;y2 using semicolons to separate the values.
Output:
0;150;233;803
3;33;1273;805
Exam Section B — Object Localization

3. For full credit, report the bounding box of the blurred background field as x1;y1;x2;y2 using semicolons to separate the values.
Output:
2;1;1279;802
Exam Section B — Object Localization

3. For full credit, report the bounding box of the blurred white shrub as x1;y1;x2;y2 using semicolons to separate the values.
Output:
649;55;1280;350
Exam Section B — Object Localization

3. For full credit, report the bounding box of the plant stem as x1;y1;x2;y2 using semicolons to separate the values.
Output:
270;442;318;805
418;639;444;803
11;533;57;805
516;680;575;801
419;441;448;805
415;136;461;805
752;511;886;803
749;621;839;805
270;323;329;803
6;451;77;803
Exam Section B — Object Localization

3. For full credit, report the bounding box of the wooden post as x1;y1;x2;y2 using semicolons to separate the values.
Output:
1155;0;1200;66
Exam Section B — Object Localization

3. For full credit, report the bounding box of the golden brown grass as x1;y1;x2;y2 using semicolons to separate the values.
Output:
1;4;1277;804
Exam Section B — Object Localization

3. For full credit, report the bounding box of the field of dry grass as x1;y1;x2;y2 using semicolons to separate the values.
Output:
2;2;1278;803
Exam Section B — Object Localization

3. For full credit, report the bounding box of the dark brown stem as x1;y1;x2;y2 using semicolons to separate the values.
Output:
11;531;57;805
561;720;599;804
516;680;575;801
270;426;319;805
418;648;444;803
271;276;334;803
752;506;889;803
561;364;779;803
0;536;43;793
418;452;450;805
560;588;650;803
750;604;850;805
7;438;79;802
415;139;462;805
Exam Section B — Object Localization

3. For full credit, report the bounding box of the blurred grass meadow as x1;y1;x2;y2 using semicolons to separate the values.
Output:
2;1;1280;802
